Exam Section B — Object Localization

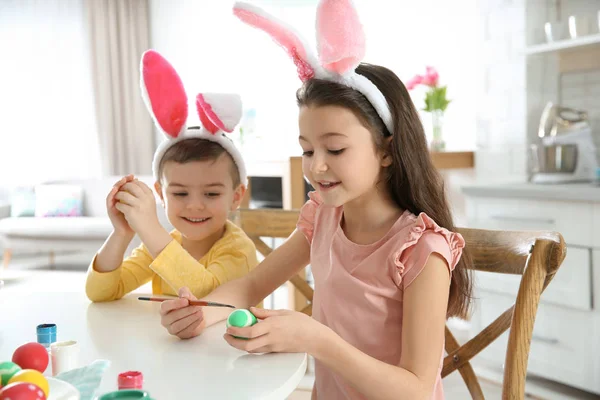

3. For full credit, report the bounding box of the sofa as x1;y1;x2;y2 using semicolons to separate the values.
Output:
0;176;172;268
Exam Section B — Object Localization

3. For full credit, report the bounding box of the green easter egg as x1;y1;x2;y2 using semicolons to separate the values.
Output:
0;361;21;387
226;309;257;339
226;309;257;328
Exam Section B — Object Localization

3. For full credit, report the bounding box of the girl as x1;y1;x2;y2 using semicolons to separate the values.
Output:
160;1;472;399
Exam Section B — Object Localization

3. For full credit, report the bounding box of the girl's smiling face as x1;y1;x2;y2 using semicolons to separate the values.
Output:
299;104;390;208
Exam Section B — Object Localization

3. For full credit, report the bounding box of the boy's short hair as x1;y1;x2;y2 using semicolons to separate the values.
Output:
157;138;241;187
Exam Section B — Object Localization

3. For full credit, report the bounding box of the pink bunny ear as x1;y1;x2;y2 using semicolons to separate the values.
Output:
316;0;366;75
233;2;316;81
140;50;188;138
196;93;242;134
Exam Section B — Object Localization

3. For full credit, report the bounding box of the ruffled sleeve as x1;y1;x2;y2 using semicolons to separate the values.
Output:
392;212;465;290
296;191;323;244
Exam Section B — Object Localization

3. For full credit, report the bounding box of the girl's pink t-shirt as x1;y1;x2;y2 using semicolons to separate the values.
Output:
297;192;465;400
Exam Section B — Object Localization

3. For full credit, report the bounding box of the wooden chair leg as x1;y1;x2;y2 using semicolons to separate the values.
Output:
49;251;55;269
3;249;12;268
502;240;549;399
444;326;485;399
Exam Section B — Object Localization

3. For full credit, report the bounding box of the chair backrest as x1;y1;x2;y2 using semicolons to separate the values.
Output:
233;208;314;316
234;209;567;399
444;228;565;399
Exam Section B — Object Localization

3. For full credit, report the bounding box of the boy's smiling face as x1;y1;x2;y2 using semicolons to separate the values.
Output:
155;154;244;243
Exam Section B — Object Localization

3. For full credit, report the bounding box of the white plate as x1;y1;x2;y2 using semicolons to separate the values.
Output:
48;377;80;400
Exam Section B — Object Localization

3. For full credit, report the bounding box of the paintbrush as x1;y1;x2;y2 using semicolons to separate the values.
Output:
138;296;235;308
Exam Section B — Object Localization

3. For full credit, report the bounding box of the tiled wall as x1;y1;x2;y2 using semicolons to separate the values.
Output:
475;0;528;182
526;0;600;155
526;0;600;46
475;0;600;181
561;70;600;149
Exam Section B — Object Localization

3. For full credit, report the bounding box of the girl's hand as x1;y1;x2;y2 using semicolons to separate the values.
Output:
160;287;205;339
114;180;160;236
106;174;135;236
224;307;325;354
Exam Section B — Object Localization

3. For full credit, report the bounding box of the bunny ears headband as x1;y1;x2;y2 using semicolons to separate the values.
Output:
140;50;247;185
233;0;393;135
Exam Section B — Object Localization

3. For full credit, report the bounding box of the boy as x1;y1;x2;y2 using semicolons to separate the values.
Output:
86;50;257;302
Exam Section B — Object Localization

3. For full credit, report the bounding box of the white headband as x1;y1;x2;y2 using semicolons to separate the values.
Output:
140;50;247;185
233;0;393;135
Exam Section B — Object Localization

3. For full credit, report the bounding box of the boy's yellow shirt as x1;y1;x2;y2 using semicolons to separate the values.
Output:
86;221;259;302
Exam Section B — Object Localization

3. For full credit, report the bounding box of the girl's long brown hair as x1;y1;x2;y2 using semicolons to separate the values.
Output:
296;63;472;319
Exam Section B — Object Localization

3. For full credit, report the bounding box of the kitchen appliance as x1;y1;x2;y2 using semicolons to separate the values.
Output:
529;102;597;183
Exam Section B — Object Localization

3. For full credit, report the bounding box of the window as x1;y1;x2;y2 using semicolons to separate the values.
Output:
0;0;100;186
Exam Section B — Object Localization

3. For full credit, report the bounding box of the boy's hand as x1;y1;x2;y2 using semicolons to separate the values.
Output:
106;175;135;237
114;180;160;236
160;287;206;339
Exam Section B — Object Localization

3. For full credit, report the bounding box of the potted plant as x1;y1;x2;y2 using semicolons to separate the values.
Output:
405;66;450;151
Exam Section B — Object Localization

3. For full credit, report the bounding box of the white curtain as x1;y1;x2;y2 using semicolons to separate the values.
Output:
85;0;154;176
0;0;101;186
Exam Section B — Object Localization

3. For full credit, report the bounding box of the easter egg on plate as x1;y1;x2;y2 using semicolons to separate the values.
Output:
0;381;46;400
0;361;21;387
12;343;49;373
7;370;49;398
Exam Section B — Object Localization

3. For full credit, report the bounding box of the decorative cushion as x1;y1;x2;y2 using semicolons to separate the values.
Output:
34;184;83;217
10;187;36;217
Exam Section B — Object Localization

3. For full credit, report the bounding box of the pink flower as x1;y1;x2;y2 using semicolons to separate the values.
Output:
421;66;439;87
405;74;423;90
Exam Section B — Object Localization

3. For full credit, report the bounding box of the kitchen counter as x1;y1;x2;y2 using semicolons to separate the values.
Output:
462;182;600;202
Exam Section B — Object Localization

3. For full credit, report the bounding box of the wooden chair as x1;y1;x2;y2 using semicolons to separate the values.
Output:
233;208;314;316
234;208;566;399
443;229;565;399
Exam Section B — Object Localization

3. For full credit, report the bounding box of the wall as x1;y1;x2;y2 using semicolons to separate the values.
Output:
560;70;600;149
148;0;479;159
474;0;528;182
474;0;600;182
526;0;600;155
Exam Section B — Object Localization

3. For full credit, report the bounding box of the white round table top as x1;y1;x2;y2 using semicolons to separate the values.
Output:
0;291;307;400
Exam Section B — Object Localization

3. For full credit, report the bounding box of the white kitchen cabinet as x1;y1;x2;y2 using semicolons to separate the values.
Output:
593;204;600;249
463;186;600;395
470;290;599;393
466;196;594;247
474;246;592;311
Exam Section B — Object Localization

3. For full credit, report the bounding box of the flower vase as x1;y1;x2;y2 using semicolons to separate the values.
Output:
430;109;446;152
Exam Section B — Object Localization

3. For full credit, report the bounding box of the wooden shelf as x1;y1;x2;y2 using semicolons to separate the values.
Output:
431;151;474;169
525;33;600;55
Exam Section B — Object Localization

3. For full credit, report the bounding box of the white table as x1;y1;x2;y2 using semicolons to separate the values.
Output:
0;291;307;400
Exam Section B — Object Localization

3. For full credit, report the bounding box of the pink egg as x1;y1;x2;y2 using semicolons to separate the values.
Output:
0;382;46;400
11;344;49;373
